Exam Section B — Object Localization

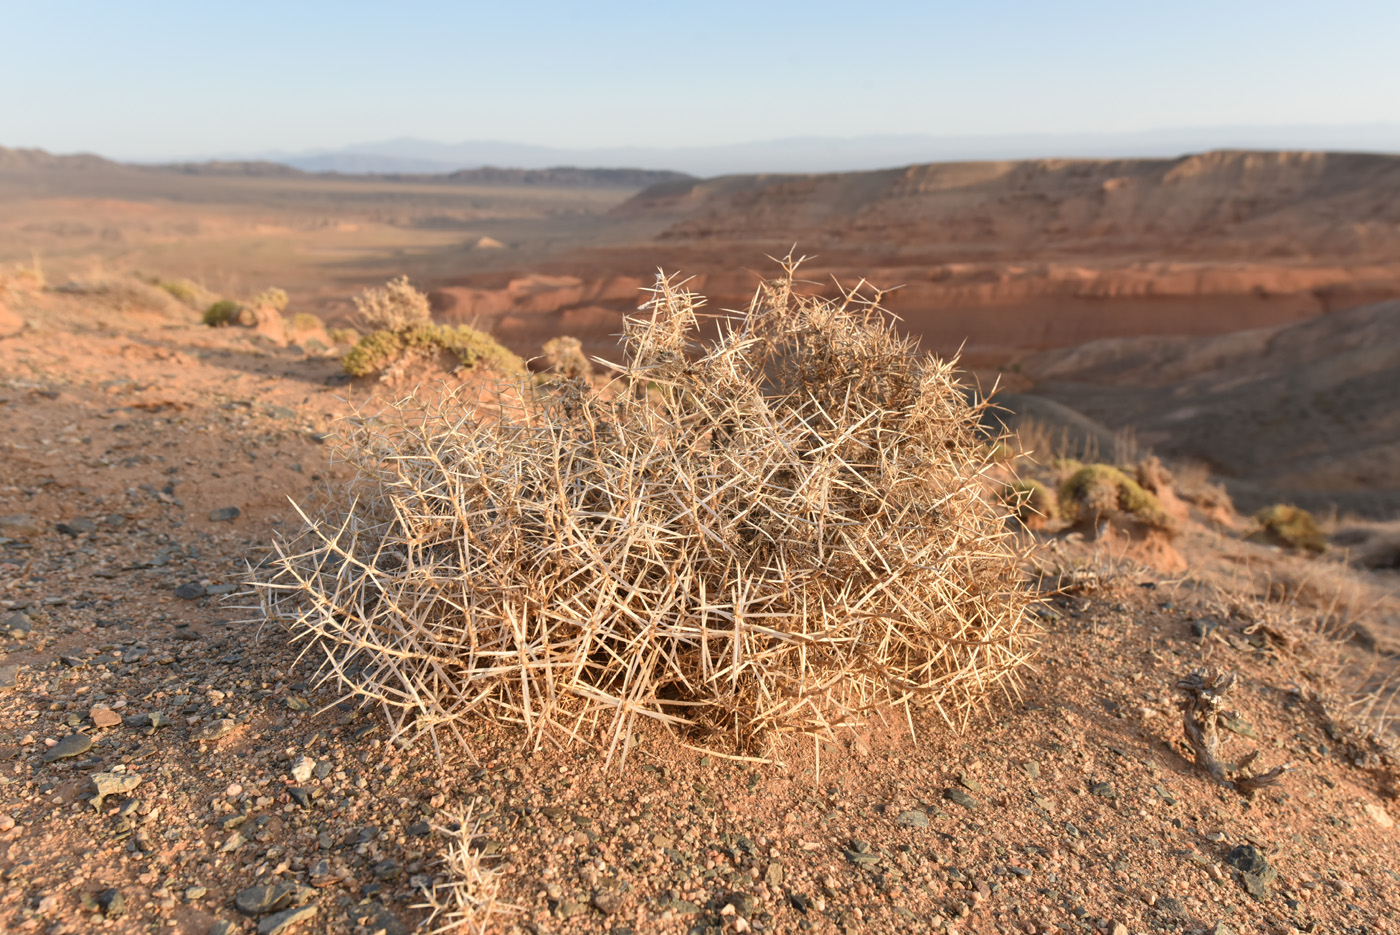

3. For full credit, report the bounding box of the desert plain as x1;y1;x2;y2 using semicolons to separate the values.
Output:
0;145;1398;935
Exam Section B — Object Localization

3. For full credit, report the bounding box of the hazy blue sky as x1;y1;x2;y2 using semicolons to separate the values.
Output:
5;0;1399;159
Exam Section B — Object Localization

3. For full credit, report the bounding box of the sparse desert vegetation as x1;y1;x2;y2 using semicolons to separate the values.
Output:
201;297;241;326
341;276;523;379
1058;463;1175;535
1251;503;1328;553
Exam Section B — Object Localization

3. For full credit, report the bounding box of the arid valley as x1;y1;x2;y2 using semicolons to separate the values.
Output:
1;144;1398;935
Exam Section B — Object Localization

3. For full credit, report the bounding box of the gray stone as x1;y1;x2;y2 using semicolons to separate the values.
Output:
97;888;125;918
235;882;312;917
726;892;756;916
56;517;97;537
194;719;237;742
592;890;622;915
288;787;310;808
354;904;406;935
209;507;241;522
289;755;315;783
43;733;93;762
0;664;19;691
1156;895;1187;915
0;514;38;538
1192;618;1221;639
895;809;929;828
1242;871;1272;900
174;581;207;600
209;922;236;935
843;840;880;865
3;611;31;638
258;904;317;935
1225;844;1277;899
944;787;979;810
92;772;142;809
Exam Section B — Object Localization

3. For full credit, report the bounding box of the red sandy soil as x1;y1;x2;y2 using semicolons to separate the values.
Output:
1;285;1398;935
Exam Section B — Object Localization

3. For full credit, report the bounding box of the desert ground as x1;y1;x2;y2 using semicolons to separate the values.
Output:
1;147;1398;935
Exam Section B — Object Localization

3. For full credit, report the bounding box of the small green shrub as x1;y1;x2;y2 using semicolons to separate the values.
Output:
203;299;243;326
327;326;359;346
541;335;591;379
156;277;206;306
343;323;525;378
1250;504;1326;552
1059;464;1173;531
250;287;289;311
288;312;322;332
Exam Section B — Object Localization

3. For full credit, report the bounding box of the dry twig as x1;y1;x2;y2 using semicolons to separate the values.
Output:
1177;667;1290;794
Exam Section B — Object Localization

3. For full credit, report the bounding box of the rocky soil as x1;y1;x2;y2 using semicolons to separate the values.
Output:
2;289;1398;935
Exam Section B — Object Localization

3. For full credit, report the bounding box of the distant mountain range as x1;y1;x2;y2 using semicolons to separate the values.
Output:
0;146;689;188
9;123;1400;181
183;124;1400;177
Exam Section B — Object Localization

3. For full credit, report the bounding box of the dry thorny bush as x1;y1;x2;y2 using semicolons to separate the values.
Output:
414;807;510;934
257;259;1039;765
353;274;433;333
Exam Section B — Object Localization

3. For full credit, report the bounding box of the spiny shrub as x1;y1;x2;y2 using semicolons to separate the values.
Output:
353;275;432;332
250;287;289;311
541;335;591;379
1250;504;1326;553
1002;479;1057;529
203;299;242;326
258;260;1038;763
342;323;525;378
1059;464;1173;533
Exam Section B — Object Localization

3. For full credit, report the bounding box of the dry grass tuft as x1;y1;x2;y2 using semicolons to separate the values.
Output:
258;259;1039;762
